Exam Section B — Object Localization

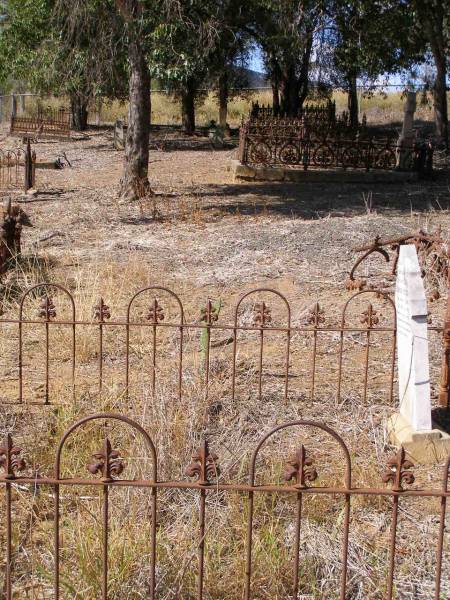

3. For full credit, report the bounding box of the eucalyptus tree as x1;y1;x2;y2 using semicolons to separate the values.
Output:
251;0;325;117
412;0;448;148
330;0;421;127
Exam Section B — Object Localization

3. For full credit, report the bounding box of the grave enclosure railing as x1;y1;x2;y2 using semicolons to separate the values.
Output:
238;125;433;172
0;414;449;599
0;283;448;408
0;143;36;192
10;107;71;140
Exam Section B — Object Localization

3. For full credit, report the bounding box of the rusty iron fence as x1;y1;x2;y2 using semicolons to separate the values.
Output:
0;143;36;192
10;107;71;141
0;412;449;599
0;283;448;408
238;124;433;172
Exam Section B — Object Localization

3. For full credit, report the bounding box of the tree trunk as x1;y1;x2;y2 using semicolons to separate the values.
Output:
272;83;280;117
347;76;359;129
120;37;151;201
70;94;89;131
218;72;228;128
181;78;196;135
433;51;448;149
298;34;313;111
279;65;299;117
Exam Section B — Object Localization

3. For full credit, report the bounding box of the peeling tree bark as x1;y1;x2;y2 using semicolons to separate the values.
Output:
120;37;151;200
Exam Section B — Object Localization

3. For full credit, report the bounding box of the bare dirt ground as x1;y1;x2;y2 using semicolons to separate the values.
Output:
2;126;449;302
0;125;449;599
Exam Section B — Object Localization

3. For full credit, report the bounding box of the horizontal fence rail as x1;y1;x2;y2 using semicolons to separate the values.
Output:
0;413;448;599
0;283;447;408
238;128;433;172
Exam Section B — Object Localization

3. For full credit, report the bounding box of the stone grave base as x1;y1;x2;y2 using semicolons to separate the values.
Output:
228;159;418;184
387;412;450;463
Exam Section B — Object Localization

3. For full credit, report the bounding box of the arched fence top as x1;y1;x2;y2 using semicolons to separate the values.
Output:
126;286;184;323
54;413;158;481
19;282;76;320
340;289;396;327
234;288;291;327
249;420;352;489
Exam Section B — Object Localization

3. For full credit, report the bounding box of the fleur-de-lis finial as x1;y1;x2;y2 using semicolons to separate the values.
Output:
253;302;272;327
186;440;220;486
382;447;415;492
200;299;219;325
360;303;379;327
283;445;317;489
38;296;56;321
0;435;26;479
307;303;325;327
147;299;164;323
87;438;124;482
94;298;111;322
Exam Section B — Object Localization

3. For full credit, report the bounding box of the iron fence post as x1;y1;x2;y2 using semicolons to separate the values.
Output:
439;294;450;409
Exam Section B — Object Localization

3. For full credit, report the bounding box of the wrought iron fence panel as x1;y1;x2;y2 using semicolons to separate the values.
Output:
0;284;447;409
0;414;448;599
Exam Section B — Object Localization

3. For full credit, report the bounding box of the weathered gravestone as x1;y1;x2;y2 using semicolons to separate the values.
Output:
387;244;450;462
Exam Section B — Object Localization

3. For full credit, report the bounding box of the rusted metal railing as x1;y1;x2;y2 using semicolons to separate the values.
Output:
0;144;36;192
10;107;71;140
0;413;448;599
0;283;447;407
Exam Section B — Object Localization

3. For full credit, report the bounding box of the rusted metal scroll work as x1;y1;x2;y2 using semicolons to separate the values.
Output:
0;414;448;599
347;229;449;293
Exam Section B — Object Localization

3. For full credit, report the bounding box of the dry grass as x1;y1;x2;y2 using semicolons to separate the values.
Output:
0;126;449;598
5;89;448;129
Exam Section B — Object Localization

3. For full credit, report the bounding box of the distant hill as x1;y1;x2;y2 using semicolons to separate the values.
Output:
233;67;269;89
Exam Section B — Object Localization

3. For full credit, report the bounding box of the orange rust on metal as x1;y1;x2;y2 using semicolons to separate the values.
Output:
439;294;450;409
1;414;447;599
348;228;449;285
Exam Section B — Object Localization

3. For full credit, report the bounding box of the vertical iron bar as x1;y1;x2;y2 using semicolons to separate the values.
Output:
150;486;157;600
434;457;449;599
102;484;108;600
152;321;157;397
284;327;290;401
258;328;264;401
54;482;60;600
386;494;399;600
389;327;396;404
99;319;103;393
363;327;371;403
45;320;49;404
178;324;183;402
340;493;351;599
292;491;303;598
5;482;12;600
244;490;254;600
18;319;23;403
197;488;206;600
311;328;318;400
336;327;345;404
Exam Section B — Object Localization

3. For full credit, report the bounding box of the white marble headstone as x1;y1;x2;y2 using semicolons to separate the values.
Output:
395;245;432;431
